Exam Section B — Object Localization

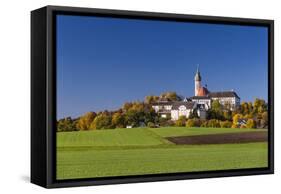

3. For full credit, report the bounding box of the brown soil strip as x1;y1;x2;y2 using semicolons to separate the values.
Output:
166;131;268;145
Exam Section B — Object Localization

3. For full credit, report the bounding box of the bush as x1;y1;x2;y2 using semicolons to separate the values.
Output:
200;120;208;127
158;117;172;127
207;119;220;128
186;119;195;127
186;118;201;127
246;119;256;129
175;116;187;127
219;120;232;128
147;122;156;128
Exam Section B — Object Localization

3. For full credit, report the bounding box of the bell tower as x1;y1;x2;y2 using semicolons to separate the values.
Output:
194;65;201;96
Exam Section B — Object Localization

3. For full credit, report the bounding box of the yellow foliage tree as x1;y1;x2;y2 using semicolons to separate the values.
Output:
232;113;243;128
246;119;256;129
76;112;96;130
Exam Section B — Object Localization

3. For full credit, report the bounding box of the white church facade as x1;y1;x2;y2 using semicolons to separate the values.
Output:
151;67;240;120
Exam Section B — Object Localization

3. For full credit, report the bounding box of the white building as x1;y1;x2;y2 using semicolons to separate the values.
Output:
192;66;240;110
151;66;240;120
170;102;196;120
151;98;173;119
208;91;240;110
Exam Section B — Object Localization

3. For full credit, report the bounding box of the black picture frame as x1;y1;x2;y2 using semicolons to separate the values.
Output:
31;5;274;188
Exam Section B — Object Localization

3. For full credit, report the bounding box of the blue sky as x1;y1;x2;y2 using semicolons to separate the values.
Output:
57;15;268;119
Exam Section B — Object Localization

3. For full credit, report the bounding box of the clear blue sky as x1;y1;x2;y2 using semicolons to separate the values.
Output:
57;14;268;119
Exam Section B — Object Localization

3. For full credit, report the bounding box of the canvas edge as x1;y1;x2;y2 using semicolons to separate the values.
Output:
30;5;274;188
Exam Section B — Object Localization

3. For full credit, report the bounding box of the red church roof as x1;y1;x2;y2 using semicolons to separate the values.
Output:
197;87;209;96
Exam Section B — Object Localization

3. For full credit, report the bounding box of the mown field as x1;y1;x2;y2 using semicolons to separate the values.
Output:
57;127;268;180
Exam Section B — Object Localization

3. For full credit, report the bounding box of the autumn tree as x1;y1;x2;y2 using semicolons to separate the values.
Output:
90;113;112;129
246;119;256;129
57;117;77;132
76;112;96;130
253;98;267;114
122;102;133;112
241;102;250;115
232;113;243;128
261;111;268;128
112;112;125;128
160;91;182;101
145;95;159;104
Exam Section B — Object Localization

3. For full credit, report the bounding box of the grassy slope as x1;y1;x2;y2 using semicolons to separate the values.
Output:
57;127;268;180
57;128;168;147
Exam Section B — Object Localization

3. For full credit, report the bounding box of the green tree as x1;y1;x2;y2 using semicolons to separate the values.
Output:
223;110;232;121
125;109;139;127
188;109;199;119
207;100;225;120
76;112;96;130
211;100;221;112
57;117;77;132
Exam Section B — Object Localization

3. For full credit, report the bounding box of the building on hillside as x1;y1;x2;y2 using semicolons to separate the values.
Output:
170;101;196;120
151;98;173;119
208;91;240;110
151;66;241;120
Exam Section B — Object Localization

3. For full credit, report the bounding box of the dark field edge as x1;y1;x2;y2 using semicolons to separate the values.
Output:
167;131;268;145
160;128;268;138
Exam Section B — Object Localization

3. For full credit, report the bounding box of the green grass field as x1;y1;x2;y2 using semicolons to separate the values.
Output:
57;127;268;180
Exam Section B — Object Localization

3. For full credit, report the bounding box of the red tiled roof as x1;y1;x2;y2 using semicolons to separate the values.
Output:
197;87;209;96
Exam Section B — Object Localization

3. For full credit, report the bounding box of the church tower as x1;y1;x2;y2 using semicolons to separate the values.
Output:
194;65;201;96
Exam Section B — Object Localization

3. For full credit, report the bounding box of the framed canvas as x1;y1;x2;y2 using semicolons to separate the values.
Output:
31;5;274;188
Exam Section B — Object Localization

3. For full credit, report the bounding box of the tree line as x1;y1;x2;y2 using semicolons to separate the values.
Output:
57;101;158;132
180;98;268;129
57;92;268;132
